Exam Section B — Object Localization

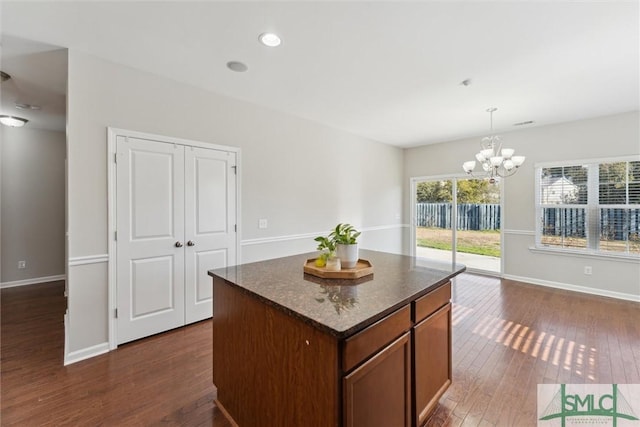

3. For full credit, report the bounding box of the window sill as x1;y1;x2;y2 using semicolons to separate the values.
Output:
529;246;640;263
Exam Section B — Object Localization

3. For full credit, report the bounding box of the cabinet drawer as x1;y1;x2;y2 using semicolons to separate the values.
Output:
343;305;411;372
413;281;451;323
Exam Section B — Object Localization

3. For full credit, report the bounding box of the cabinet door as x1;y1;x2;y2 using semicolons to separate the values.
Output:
344;332;411;427
414;302;452;426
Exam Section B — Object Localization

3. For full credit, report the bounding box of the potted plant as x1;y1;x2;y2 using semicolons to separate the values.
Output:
313;235;340;271
329;223;361;269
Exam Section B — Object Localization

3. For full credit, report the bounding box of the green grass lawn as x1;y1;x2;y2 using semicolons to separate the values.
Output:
416;227;501;258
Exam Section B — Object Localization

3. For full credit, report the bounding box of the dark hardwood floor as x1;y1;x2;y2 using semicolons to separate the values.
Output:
0;281;232;427
428;274;640;426
1;275;638;426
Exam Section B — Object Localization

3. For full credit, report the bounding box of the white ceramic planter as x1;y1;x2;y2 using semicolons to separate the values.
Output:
325;257;341;271
337;243;358;269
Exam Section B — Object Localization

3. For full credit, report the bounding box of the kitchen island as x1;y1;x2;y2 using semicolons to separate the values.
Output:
208;250;465;427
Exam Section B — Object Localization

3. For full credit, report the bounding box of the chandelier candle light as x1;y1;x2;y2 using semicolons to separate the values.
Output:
462;108;525;183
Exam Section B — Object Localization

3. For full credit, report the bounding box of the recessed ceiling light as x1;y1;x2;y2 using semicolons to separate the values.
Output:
226;61;248;72
0;115;29;127
259;32;281;47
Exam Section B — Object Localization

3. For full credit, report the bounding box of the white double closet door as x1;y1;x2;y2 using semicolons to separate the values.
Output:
115;135;236;344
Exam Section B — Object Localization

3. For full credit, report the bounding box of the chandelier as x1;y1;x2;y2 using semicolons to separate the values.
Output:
462;108;525;183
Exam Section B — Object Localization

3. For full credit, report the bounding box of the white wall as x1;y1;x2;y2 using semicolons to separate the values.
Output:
404;111;640;300
65;51;404;363
63;51;638;364
1;127;65;286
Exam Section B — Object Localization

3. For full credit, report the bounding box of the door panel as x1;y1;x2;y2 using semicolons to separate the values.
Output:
184;147;236;324
455;178;501;273
130;150;175;239
195;156;228;233
131;256;175;317
415;179;454;264
194;250;227;302
117;136;185;344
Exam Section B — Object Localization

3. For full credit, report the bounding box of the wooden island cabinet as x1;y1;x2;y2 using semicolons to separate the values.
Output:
209;250;463;427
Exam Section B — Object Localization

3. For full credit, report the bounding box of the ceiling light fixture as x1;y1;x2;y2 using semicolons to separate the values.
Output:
462;108;525;183
259;32;281;47
0;115;29;127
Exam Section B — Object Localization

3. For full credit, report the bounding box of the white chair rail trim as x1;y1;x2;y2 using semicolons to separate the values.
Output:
241;224;406;246
69;254;109;266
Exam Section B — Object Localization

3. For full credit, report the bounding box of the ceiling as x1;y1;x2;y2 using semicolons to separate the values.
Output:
1;35;67;132
1;1;638;147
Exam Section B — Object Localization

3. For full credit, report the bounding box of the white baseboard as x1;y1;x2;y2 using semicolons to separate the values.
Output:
1;274;66;289
64;342;110;366
502;273;640;302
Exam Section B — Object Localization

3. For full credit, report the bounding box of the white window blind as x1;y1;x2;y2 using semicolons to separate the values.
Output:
539;165;588;249
536;158;640;256
598;161;640;254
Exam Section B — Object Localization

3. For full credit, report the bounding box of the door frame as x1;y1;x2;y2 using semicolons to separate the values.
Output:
107;127;241;349
409;174;505;276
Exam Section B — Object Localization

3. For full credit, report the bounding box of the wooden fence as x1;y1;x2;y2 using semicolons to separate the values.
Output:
417;204;639;237
415;203;501;231
543;207;640;239
542;208;586;237
601;208;640;240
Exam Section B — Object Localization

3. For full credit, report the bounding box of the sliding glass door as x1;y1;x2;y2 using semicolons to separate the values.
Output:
414;177;501;274
415;179;454;263
454;178;500;273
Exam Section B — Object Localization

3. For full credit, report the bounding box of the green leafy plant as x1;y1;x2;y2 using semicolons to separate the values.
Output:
329;223;361;245
314;223;360;265
314;235;336;261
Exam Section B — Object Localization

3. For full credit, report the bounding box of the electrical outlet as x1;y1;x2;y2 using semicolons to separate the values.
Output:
18;260;26;269
258;219;268;229
584;266;592;275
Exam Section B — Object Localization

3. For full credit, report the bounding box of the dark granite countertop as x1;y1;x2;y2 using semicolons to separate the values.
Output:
208;249;465;339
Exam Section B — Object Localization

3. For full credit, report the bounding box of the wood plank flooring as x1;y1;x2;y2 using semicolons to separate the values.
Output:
427;274;640;426
0;281;232;427
1;275;638;426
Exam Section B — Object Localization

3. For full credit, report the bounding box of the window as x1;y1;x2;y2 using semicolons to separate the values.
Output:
536;158;640;256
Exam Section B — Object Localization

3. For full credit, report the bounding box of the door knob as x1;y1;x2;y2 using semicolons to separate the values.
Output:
187;240;196;247
175;241;183;248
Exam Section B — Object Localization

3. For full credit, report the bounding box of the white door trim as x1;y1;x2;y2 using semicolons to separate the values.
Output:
107;127;241;350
